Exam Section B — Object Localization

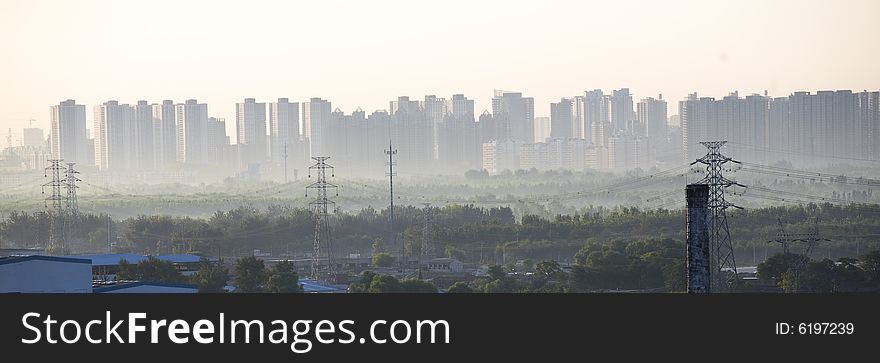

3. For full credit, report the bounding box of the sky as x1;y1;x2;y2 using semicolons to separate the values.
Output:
1;0;879;142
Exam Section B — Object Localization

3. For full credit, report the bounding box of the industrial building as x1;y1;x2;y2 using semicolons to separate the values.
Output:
0;255;93;293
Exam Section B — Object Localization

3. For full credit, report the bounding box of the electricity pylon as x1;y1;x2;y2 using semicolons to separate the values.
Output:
306;156;337;279
42;159;66;254
692;141;745;292
385;140;401;272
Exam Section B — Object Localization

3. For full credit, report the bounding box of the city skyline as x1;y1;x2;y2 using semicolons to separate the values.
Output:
3;0;880;138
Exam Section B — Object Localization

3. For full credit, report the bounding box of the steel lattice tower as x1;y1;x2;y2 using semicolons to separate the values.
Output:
691;141;745;291
421;203;433;259
42;159;66;254
306;156;337;279
63;162;80;214
769;217;829;291
419;202;433;278
385;140;401;272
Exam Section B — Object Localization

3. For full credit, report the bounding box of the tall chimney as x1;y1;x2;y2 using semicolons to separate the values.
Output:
686;184;711;293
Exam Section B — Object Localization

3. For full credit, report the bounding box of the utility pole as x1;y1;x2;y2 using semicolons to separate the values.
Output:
385;140;401;272
42;159;66;254
283;143;289;183
692;141;745;292
306;156;337;280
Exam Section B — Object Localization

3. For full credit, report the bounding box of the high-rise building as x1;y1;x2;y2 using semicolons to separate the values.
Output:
206;117;228;166
235;98;267;165
175;99;209;164
637;95;668;147
269;98;301;165
681;92;769;162
302;97;332;157
94;100;137;170
422;95;447;160
534;117;551;143
572;95;585;140
152;100;177;169
134;100;154;169
389;96;432;173
550;98;574;139
611;88;634;133
50;99;89;165
439;94;480;172
584;90;610;146
491;90;534;142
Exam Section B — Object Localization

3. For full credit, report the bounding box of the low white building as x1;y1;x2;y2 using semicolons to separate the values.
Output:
424;258;464;273
0;255;93;293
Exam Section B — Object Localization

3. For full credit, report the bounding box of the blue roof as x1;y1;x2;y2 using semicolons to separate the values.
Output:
94;282;198;293
67;253;146;266
65;253;202;266
156;254;202;264
299;279;347;293
0;255;92;266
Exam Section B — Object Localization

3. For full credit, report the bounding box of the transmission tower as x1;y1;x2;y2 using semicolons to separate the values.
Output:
42;159;66;254
385;140;401;272
418;203;433;279
283;143;289;183
769;217;829;291
305;156;337;279
691;141;745;291
63;163;80;214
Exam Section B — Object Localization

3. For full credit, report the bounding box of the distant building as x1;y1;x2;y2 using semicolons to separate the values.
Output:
584;90;611;146
302;97;332;157
175;99;209;164
637;95;668;145
482;139;519;173
534;116;551;143
269;98;301;164
152;100;177;169
550;98;574;139
236;98;267;165
611;88;634;133
492;90;535;143
50;99;89;165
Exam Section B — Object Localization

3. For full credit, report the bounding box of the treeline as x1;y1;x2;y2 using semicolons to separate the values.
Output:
1;203;878;264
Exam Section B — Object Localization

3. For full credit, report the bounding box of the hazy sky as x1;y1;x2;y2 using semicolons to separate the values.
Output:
1;0;878;141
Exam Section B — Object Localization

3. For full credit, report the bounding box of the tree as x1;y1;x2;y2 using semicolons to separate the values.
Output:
487;265;507;281
535;260;562;277
137;256;186;283
799;259;836;293
116;257;184;284
446;281;474;293
234;256;266;293
372;252;394;267
834;257;864;288
348;270;377;293
266;261;304;293
862;250;880;283
757;253;808;283
191;257;229;293
369;275;402;293
399;279;437;293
